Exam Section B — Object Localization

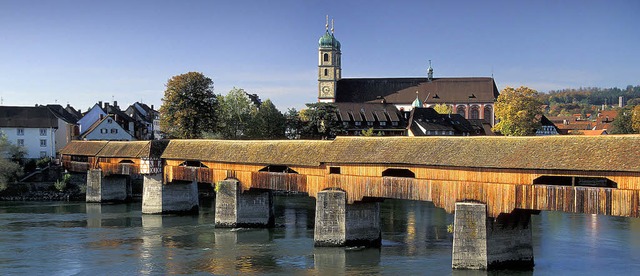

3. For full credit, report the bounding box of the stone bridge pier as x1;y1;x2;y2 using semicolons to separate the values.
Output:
314;189;382;247
86;169;131;202
141;173;199;214
452;202;535;270
214;179;275;228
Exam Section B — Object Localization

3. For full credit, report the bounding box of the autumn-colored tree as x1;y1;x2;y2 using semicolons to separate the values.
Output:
432;104;452;114
361;127;375;136
632;105;640;133
160;72;218;139
493;86;544;136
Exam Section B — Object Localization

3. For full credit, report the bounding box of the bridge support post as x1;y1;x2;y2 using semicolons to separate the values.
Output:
215;179;274;228
141;173;199;214
314;189;381;247
452;202;534;270
86;169;128;203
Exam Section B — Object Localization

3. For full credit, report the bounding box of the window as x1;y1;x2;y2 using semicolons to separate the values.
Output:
533;176;616;188
40;128;47;136
484;105;493;121
111;129;118;134
382;168;415;178
380;121;387;126
40;151;47;158
17;128;24;136
323;53;328;62
17;139;24;146
367;121;373;126
40;139;47;147
107;119;113;123
355;121;361;126
100;128;108;134
392;122;398;126
329;167;341;174
259;165;298;174
470;106;480;119
324;69;328;76
456;106;466;117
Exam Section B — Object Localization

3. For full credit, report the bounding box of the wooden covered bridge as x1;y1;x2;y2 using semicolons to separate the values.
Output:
60;135;640;270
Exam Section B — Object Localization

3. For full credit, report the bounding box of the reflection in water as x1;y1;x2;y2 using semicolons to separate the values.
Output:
0;198;639;274
313;247;381;275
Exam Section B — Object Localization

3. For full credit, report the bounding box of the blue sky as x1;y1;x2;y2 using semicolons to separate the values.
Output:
1;0;638;112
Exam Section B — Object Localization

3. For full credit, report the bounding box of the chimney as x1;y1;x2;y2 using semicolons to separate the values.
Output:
99;114;104;120
151;104;154;110
98;101;102;108
619;96;624;108
113;101;118;108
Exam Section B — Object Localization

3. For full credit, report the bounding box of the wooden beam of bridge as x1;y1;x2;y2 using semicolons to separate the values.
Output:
61;136;640;218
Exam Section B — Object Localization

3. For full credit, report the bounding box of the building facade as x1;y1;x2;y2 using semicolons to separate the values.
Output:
0;106;59;158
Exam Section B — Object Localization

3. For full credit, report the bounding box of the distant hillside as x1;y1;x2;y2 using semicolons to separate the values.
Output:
538;85;640;106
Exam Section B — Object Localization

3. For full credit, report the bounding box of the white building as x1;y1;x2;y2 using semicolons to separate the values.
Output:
81;115;135;141
0;106;61;158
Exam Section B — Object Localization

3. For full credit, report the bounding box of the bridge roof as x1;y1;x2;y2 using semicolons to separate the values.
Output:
59;141;108;156
161;139;331;166
95;141;153;158
326;135;640;172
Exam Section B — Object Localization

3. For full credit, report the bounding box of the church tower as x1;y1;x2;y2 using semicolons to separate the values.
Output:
318;16;341;103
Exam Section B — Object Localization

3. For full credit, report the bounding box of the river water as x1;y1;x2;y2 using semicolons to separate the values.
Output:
1;196;639;275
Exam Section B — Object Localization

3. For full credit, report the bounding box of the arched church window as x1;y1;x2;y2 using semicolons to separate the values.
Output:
484;105;493;121
470;106;480;119
456;105;466;117
323;53;329;62
324;69;328;76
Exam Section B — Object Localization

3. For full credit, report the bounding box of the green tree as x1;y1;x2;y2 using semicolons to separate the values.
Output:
0;135;23;191
432;104;452;114
611;107;635;134
159;72;218;139
493;86;544;136
247;99;285;139
217;87;255;139
284;108;303;139
301;103;344;139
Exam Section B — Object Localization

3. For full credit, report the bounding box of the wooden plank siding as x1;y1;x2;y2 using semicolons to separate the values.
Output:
99;162;140;176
